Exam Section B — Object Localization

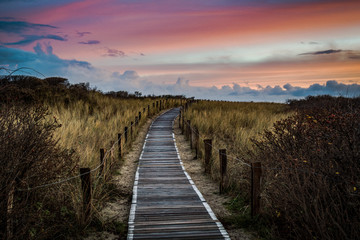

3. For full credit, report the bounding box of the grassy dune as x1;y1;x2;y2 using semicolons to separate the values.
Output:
182;97;360;240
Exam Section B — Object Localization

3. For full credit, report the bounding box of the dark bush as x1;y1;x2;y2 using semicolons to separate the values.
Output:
0;104;76;240
252;96;360;239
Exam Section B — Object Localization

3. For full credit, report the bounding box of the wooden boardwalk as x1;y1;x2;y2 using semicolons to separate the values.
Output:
128;108;230;240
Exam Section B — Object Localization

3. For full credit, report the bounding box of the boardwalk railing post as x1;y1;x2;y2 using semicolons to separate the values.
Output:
193;126;199;159
219;149;227;194
124;127;128;143
160;100;162;110
156;101;158;111
131;121;134;139
148;105;150;116
80;168;91;221
99;148;105;177
139;111;141;121
109;141;114;169
251;162;262;217
187;120;191;145
181;116;185;134
179;109;182;129
118;133;122;160
204;139;212;173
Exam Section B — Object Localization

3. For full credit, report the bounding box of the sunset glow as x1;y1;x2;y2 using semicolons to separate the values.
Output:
1;0;360;101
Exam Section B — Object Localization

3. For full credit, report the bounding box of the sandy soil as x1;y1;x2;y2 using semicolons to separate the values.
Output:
85;111;255;240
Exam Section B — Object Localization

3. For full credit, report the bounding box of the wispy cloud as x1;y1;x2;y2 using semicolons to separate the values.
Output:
298;49;360;60
78;40;100;45
103;48;126;57
0;20;57;34
76;31;91;37
299;49;342;55
3;34;67;46
301;41;319;45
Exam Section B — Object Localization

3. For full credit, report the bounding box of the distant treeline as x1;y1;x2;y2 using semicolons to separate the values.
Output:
0;75;186;105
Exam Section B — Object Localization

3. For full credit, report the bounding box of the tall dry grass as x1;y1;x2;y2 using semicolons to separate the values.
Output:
183;100;290;192
182;97;360;239
0;75;184;239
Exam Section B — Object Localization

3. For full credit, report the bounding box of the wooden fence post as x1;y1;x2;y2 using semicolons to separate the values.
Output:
181;116;185;134
130;121;134;139
98;148;105;177
148;105;150;116
179;109;182;129
160;100;162;110
139;111;141;121
124;127;128;143
118;133;122;160
135;117;138;126
156;101;158;111
109;141;114;169
80;168;91;221
219;149;227;194
251;162;262;217
204;139;212;173
193;126;199;159
187;120;192;147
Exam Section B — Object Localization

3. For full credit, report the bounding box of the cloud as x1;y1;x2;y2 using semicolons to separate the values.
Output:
101;70;360;102
78;40;100;45
298;49;360;60
76;31;91;37
103;48;126;57
299;49;342;55
1;43;358;102
0;20;57;34
111;70;139;81
0;20;65;46
301;41;319;45
3;34;67;46
0;43;92;77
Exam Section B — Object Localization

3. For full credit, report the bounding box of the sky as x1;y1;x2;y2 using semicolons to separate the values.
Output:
1;0;360;102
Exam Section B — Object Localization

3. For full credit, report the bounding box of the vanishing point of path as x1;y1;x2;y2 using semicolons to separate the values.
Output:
128;108;230;240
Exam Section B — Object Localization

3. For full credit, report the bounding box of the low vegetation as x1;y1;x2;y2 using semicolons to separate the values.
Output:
183;96;360;239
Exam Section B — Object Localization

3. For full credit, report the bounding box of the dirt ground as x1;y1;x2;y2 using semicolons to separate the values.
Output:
85;112;255;240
